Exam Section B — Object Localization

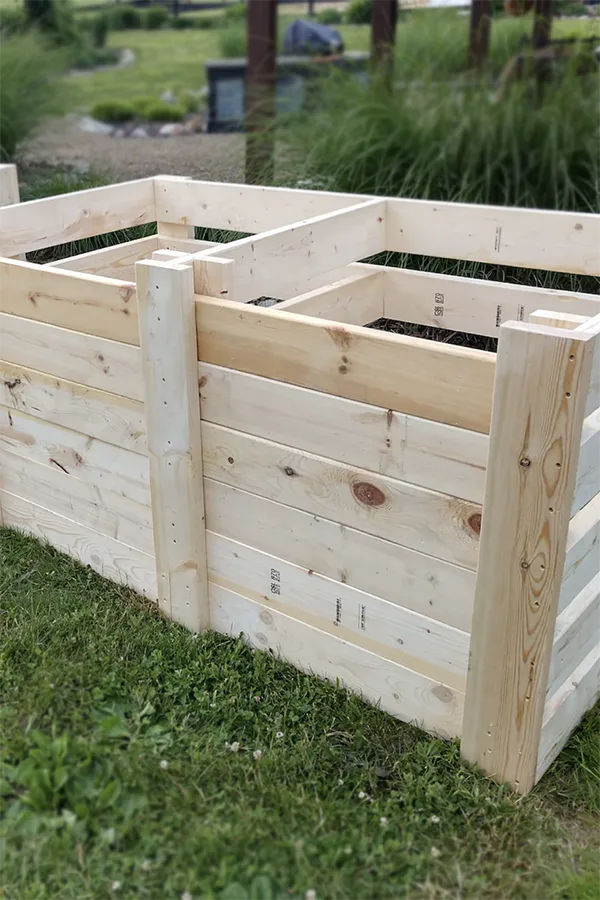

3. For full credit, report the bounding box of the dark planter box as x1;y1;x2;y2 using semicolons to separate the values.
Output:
205;52;370;133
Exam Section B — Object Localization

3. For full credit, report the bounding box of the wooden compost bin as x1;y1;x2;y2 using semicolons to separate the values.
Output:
0;163;599;795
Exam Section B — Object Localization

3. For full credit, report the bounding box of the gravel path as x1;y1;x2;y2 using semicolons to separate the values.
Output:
23;117;247;183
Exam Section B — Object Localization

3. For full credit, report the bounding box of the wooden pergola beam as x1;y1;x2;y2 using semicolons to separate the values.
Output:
245;0;277;185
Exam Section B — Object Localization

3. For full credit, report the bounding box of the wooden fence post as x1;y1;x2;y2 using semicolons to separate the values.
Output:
136;259;209;633
372;0;398;87
0;164;25;261
461;320;596;793
468;0;492;70
245;0;277;185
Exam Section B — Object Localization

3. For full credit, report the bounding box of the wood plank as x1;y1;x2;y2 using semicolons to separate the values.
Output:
205;480;476;632
0;406;150;507
0;178;155;257
560;492;600;614
209;582;464;738
157;236;219;253
157;222;194;240
154;176;600;275
385;273;600;338
1;449;154;555
201;422;481;569
572;408;600;517
136;260;209;632
47;235;157;281
529;310;590;329
0;313;142;401
194;296;496;433
276;272;384;325
0;163;24;260
198;362;488;502
547;572;600;700
207;532;469;689
0;258;139;344
585;340;599;418
537;645;600;781
0;362;146;455
1;490;157;599
461;321;596;794
191;200;387;303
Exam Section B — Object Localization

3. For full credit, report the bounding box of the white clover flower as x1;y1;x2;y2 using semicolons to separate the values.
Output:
358;791;367;800
380;817;388;826
430;847;441;859
254;695;261;701
182;893;193;900
229;741;240;753
140;859;152;873
253;749;263;760
430;814;440;824
159;760;168;770
337;778;344;786
210;703;216;708
276;731;284;739
305;891;317;900
111;882;121;892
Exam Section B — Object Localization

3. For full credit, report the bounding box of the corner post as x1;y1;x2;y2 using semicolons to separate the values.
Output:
136;259;209;632
461;320;595;793
0;164;25;260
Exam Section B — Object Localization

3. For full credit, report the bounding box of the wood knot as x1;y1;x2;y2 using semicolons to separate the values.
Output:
227;457;234;464
352;481;386;508
467;512;482;536
259;609;273;626
198;376;207;389
432;684;453;704
283;466;296;477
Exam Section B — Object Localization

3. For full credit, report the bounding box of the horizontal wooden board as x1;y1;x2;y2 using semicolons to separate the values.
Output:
572;408;600;517
1;450;154;555
0;313;142;401
382;266;600;338
537;644;600;781
560;493;600;614
276;272;384;326
198;362;488;503
207;532;469;689
204;479;476;632
0;178;155;257
209;581;464;738
201;422;481;569
0;362;146;455
0;406;150;507
547;572;600;700
195;296;496;433
1;490;157;599
154;176;600;274
0;258;139;344
47;235;158;281
195;200;386;303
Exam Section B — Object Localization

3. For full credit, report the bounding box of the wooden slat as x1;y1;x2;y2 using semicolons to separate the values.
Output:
136;260;209;632
276;272;384;325
1;449;154;555
194;296;496;433
209;582;464;738
461;321;596;794
0;362;146;455
560;492;600;614
205;480;476;632
0;258;139;344
198;362;488;502
207;532;469;689
572;408;600;517
202;422;481;570
529;310;590;329
386;273;600;338
157;236;218;253
192;200;387;303
0;313;142;401
47;235;158;281
0;406;150;507
154;176;600;275
537;645;600;781
1;490;157;599
547;572;600;700
0;178;155;257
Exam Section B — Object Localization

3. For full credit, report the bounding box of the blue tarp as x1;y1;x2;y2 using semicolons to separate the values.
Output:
282;20;344;56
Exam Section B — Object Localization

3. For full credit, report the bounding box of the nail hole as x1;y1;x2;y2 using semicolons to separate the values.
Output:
569;354;575;361
549;507;554;513
565;392;571;398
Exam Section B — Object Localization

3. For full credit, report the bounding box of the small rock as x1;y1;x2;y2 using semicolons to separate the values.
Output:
183;114;205;134
113;129;125;139
160;89;177;105
159;123;185;137
130;126;149;139
78;116;113;135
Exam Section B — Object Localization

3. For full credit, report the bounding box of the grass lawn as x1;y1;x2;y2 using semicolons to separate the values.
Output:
1;528;599;899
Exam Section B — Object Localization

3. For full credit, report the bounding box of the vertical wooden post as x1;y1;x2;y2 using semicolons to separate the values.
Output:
371;0;398;86
532;0;554;50
245;0;277;185
461;321;596;794
0;164;25;261
468;0;492;70
136;259;209;633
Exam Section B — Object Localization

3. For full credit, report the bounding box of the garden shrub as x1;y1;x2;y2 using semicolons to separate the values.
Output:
0;5;28;36
131;95;156;117
89;11;110;48
144;102;186;122
91;99;136;123
144;5;170;30
180;90;200;114
194;15;218;30
219;25;246;58
317;8;343;25
345;0;371;25
224;2;247;23
110;5;142;30
0;33;67;160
